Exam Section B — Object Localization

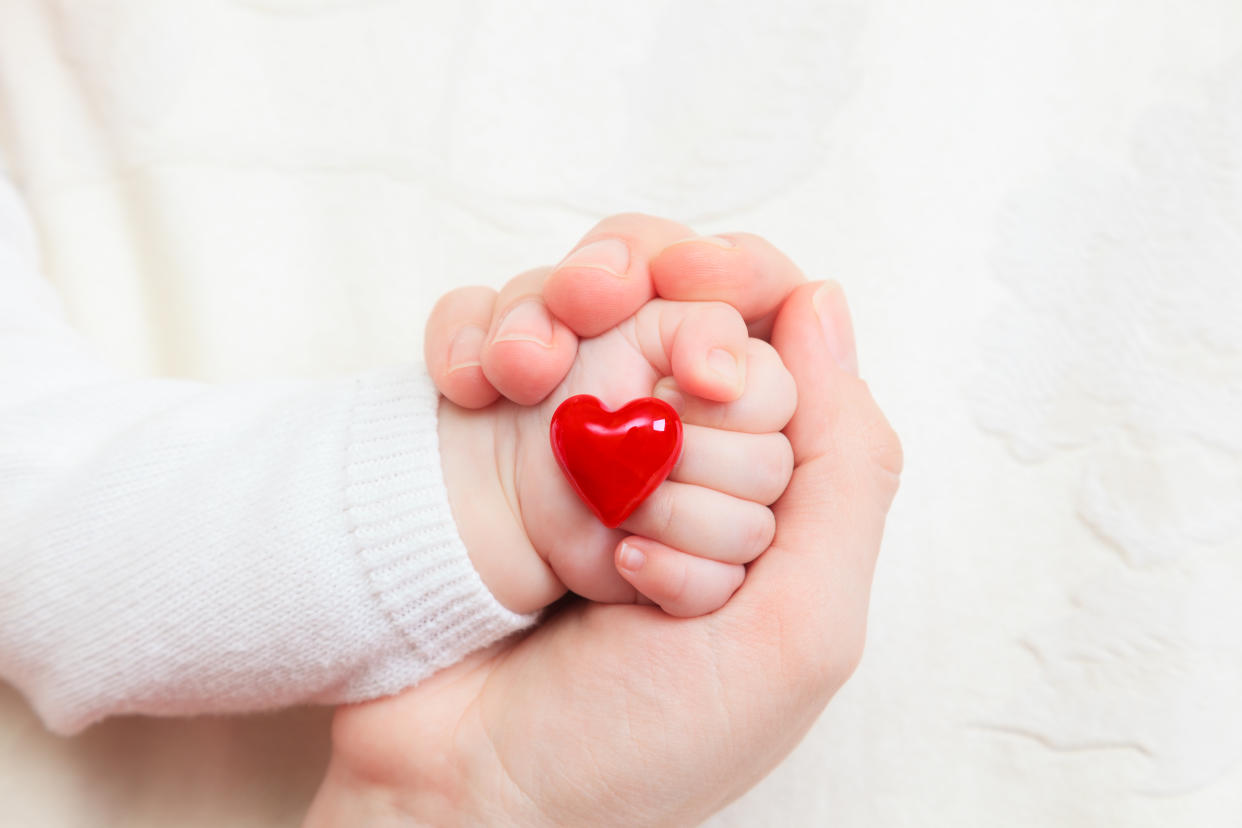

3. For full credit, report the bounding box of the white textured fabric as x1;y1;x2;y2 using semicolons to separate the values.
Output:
0;170;533;735
1;1;1240;827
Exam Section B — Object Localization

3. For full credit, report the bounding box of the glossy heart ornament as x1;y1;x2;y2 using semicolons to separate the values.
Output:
549;394;683;529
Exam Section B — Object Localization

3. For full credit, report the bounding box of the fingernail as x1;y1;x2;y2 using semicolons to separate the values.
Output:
446;325;486;372
813;280;859;376
494;299;554;347
652;377;686;413
556;238;630;278
618;543;646;572
707;347;741;389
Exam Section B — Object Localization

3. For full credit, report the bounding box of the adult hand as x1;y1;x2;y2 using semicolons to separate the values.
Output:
305;224;902;824
424;213;814;409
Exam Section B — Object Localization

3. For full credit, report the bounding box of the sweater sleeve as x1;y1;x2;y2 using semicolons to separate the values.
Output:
0;175;536;736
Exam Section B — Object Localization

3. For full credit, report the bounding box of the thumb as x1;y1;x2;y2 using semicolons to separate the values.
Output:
728;280;903;698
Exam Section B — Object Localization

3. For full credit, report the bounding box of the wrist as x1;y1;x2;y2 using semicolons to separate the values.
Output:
303;768;430;828
311;645;554;828
304;758;482;828
307;737;546;828
437;398;564;614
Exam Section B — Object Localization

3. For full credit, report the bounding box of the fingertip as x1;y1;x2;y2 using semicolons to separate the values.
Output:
771;281;843;376
650;232;806;326
546;215;694;336
616;539;650;575
481;323;576;405
811;280;859;376
771;280;877;465
439;325;501;408
615;537;747;618
481;268;577;405
671;352;747;403
748;338;798;430
439;378;501;409
424;286;502;409
544;263;652;338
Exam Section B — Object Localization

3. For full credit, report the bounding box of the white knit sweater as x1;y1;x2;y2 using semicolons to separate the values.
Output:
0;174;534;736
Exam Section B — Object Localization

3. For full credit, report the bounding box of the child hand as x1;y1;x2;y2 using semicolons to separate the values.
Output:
430;266;795;618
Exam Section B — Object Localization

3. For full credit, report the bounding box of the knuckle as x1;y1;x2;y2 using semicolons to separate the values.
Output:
717;302;750;334
428;288;462;315
750;434;789;506
786;618;868;703
652;486;679;539
779;366;798;421
606;210;660;225
658;557;690;605
760;435;796;504
821;627;867;689
682;300;743;338
746;337;779;363
863;410;904;479
451;284;495;303
601;211;681;234
833;623;869;684
850;379;905;479
694;398;728;431
739;504;776;561
502;270;554;306
428;285;494;322
727;230;769;249
510;265;553;286
701;299;738;318
871;421;904;479
747;339;798;425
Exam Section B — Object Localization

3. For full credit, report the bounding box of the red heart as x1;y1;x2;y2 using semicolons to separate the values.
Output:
549;394;683;529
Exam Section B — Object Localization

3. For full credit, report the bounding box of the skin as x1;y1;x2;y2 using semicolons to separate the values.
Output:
435;293;796;615
304;216;902;826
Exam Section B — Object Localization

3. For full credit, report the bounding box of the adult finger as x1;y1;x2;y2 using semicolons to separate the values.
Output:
480;267;578;406
727;280;903;702
543;213;696;338
649;231;810;338
423;286;500;409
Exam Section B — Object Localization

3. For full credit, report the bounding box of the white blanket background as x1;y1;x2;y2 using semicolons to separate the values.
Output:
1;1;1240;825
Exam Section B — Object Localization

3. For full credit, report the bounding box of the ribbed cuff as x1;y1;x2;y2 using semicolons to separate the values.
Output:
344;366;537;681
